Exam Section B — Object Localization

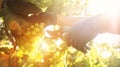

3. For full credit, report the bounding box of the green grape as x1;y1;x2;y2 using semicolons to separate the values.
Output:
14;23;46;67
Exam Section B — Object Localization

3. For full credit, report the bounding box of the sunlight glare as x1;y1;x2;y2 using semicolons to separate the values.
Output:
101;50;112;59
39;41;49;54
88;0;120;16
44;25;60;38
44;25;54;38
53;38;64;47
93;33;120;47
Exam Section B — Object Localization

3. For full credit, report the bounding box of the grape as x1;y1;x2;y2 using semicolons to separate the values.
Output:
16;23;44;52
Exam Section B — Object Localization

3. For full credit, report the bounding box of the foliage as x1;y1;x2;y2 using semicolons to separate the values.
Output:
29;0;88;16
49;0;88;16
1;19;120;67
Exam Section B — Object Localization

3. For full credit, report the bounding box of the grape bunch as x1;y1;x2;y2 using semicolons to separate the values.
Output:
16;23;44;52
